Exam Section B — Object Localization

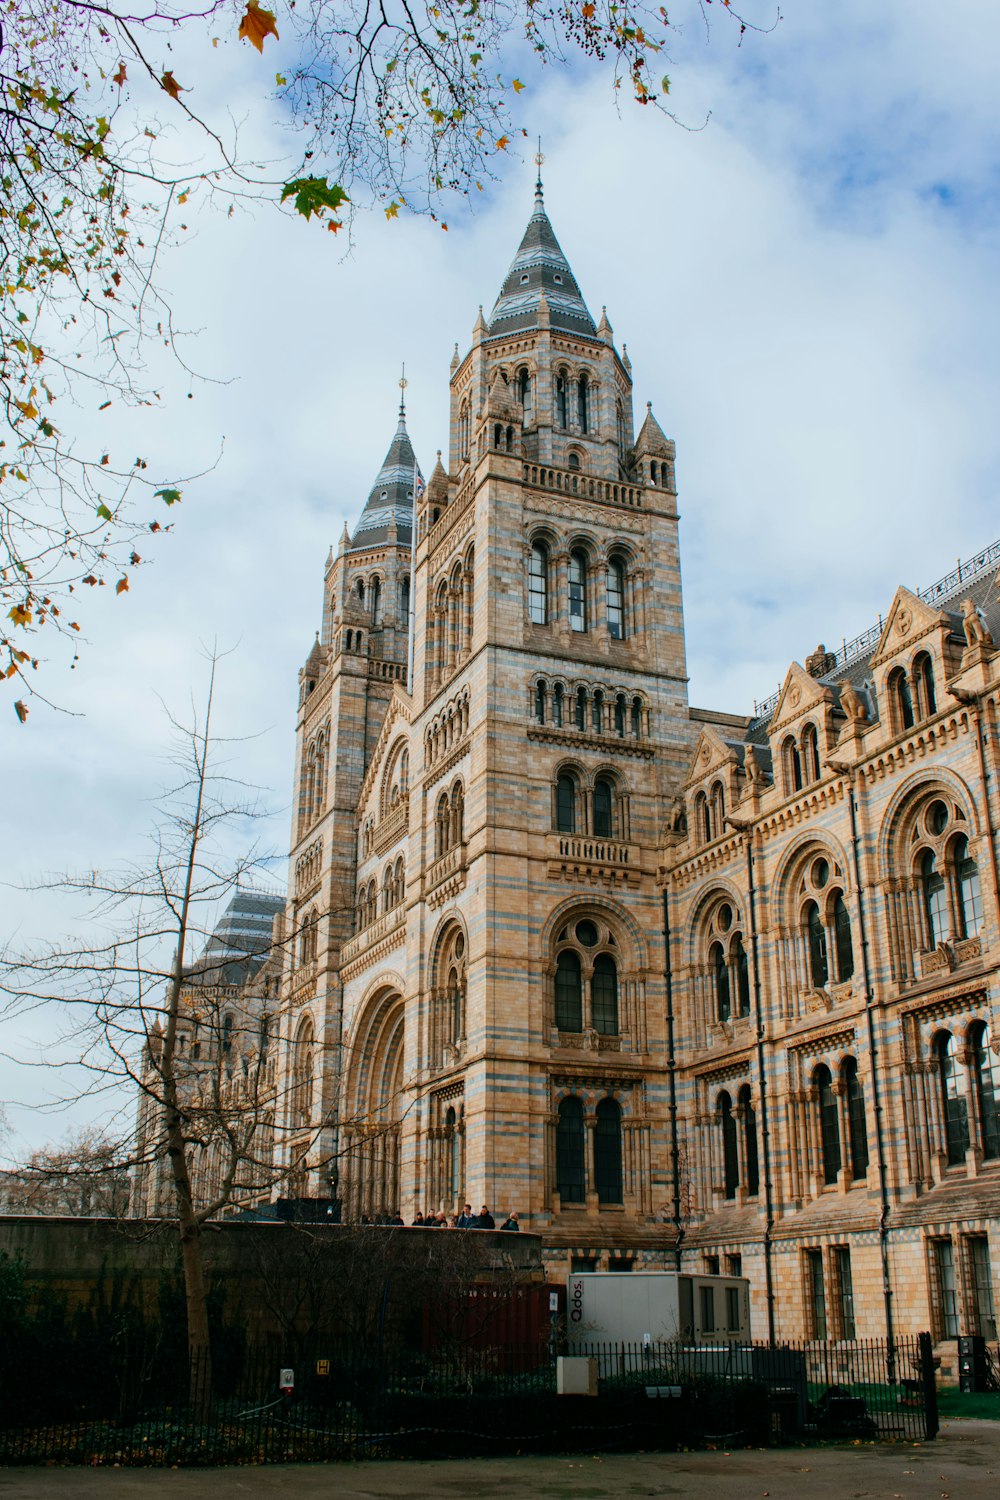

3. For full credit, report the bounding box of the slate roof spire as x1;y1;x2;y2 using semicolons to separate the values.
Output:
350;393;422;550
487;174;596;337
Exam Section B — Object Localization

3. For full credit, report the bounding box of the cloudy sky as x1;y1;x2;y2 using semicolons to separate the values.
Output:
3;2;1000;1155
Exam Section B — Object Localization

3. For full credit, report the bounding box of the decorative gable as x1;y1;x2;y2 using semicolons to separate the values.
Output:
768;662;834;737
869;586;951;668
684;724;739;790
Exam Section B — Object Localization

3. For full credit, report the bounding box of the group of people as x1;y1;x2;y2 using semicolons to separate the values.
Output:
356;1203;520;1230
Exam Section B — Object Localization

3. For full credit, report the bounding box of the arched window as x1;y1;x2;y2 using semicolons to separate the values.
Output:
842;1057;869;1179
720;1091;739;1200
953;834;983;938
568;549;587;632
607;558;626;639
435;791;450;859
631;697;642;736
592;954;619;1035
445;1106;458;1199
291;1017;314;1128
592;689;604;733
575;687;587;730
528;542;549;625
459;399;470;457
616;401;626;453
517;366;532;412
555;950;583;1031
833;892;854;981
556;370;569;429
577;373;590;433
450;783;464;847
889;667;915;732
448;968;462;1044
650;460;659;485
710;782;726;839
739;1084;759;1197
556;773;577;834
614;693;626;736
556;1096;585;1202
784;735;803;795
594;1098;623;1203
815;1063;841;1185
553;682;564;727
970;1021;1000;1161
806;900;829;987
914;652;936;718
733;933;751;1017
712;941;731;1022
567;450;580;471
593;776;614;838
802;723;821;783
370;577;382;626
534;678;546;724
695;791;711;846
922;850;947;946
935;1030;970;1165
382;864;394;912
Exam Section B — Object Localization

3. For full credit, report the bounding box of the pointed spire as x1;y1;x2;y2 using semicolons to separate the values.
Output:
473;305;486;343
634;402;672;457
450;342;460;371
534;137;545;206
350;401;423;550
487;174;595;337
597;305;613;343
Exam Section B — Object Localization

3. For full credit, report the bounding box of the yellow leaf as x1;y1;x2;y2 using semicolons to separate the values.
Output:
115;576;129;595
496;135;510;151
8;604;32;627
238;2;279;53
15;400;38;421
275;73;287;86
385;201;400;220
512;78;525;92
178;192;188;205
160;71;184;101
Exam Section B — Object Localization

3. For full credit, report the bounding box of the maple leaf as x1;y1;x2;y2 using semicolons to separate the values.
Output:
582;2;596;15
385;201;400;220
154;487;182;505
14;701;28;725
115;576;129;595
8;604;32;627
496;135;510;151
113;61;127;87
160;72;184;101
512;78;525;93
281;177;349;221
239;3;279;52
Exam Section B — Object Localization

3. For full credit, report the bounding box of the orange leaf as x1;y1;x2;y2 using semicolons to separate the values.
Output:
160;71;184;101
496;135;510;151
238;3;279;52
14;700;28;724
582;2;596;15
113;61;127;87
115;576;129;595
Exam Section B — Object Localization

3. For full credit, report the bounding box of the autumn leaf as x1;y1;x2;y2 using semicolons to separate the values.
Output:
582;2;596;16
512;79;525;93
239;3;279;52
160;72;184;101
385;200;400;220
115;576;129;595
154;487;182;505
8;604;32;627
496;135;510;150
14;701;28;725
281;176;349;221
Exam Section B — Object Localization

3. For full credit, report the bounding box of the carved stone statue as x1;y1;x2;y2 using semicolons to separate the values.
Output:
961;597;994;648
744;744;764;788
839;681;869;724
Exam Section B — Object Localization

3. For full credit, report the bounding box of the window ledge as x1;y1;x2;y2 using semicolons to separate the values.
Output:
918;936;982;978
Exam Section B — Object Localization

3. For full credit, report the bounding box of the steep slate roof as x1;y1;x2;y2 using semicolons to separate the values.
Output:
487;179;596;338
350;408;423;550
190;889;285;986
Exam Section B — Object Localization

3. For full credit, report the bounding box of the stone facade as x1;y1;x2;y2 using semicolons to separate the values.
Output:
259;183;999;1356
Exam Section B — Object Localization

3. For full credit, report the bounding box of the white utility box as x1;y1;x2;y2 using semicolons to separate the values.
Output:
565;1271;751;1350
556;1355;598;1396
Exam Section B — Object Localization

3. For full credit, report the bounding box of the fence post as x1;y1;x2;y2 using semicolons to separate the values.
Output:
918;1332;939;1441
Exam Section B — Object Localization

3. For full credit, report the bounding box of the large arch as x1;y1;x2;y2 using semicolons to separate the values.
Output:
342;980;407;1220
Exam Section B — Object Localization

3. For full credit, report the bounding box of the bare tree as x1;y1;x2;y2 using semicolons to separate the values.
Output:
0;1125;132;1217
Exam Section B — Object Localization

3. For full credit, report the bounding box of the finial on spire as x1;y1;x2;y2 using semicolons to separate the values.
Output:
398;363;408;419
534;137;545;204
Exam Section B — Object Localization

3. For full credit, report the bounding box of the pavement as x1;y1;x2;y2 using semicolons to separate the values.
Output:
0;1420;996;1499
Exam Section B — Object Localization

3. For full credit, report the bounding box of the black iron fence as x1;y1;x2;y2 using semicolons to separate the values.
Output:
0;1333;937;1465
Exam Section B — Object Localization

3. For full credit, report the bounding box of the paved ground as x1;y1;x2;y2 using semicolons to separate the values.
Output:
0;1420;996;1499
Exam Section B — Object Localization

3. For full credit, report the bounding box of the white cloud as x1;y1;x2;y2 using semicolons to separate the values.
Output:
2;4;999;1151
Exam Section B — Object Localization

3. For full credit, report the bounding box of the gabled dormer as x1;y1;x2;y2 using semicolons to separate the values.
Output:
766;662;838;798
869;586;963;739
684;725;741;846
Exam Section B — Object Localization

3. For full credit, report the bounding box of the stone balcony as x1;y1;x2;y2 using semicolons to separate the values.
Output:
546;833;640;887
425;843;467;907
340;906;407;973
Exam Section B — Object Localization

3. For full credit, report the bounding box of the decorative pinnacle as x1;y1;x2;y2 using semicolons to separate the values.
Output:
534;137;545;202
398;363;407;418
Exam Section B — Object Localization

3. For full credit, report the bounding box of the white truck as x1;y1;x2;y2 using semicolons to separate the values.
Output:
565;1270;751;1350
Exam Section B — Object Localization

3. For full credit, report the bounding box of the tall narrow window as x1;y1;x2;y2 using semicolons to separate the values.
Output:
555;951;583;1031
733;933;751;1017
400;575;410;629
553;682;564;727
936;1030;970;1165
720;1091;739;1200
592;953;619;1035
843;1056;869;1179
594;1098;623;1203
616;401;626;453
954;835;983;938
592;690;604;734
614;693;626;736
784;736;803;794
802;723;821;782
593;777;614;838
806;1249;827;1340
534;679;546;724
575;687;587;730
891;668;915;731
922;850;948;946
607;558;626;639
528;542;549;625
577;373;590;433
739;1084;760;1197
569;549;587;632
934;1240;959;1338
816;1064;841;1185
445;1107;458;1198
712;942;731;1022
968;1235;998;1339
806;901;829;987
833;1247;856;1340
631;697;642;736
833;892;854;981
556;1096;586;1202
370;577;382;626
970;1021;1000;1161
517;366;532;413
914;652;937;717
556;773;577;834
556;372;569;429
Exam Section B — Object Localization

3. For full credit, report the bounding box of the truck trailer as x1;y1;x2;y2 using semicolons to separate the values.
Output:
565;1271;751;1349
